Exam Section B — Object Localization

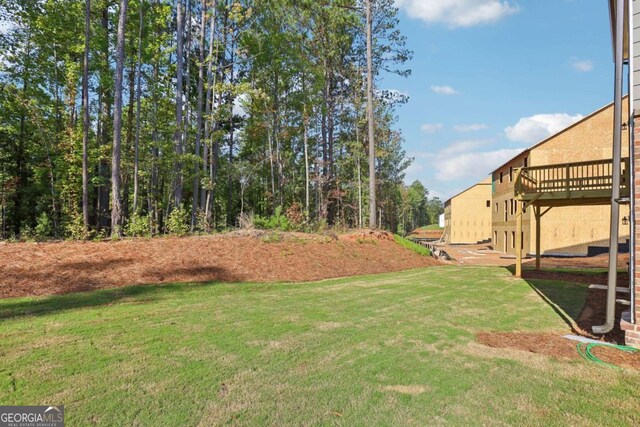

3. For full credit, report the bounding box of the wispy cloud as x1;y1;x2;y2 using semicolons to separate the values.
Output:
439;139;491;155
431;85;459;95
505;113;584;144
453;123;488;132
421;123;443;133
433;148;524;181
409;140;522;183
570;58;594;72
395;0;519;28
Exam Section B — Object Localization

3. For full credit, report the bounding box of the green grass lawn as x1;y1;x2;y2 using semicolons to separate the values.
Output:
1;266;639;425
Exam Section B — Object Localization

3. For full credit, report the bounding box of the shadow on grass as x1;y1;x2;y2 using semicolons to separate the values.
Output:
0;274;236;321
502;264;628;343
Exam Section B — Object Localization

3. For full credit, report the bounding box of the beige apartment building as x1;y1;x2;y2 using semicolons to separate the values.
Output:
492;99;630;256
444;178;492;244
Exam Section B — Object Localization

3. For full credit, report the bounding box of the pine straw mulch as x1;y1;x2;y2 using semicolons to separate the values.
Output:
0;229;439;299
477;288;640;369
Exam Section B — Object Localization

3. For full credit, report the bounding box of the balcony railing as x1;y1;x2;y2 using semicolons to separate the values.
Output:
514;158;630;202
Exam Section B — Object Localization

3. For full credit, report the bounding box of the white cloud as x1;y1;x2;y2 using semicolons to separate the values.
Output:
453;123;488;132
505;113;584;144
431;85;459;95
421;123;443;133
410;139;522;183
434;148;524;181
570;58;594;72
395;0;519;28
439;139;491;155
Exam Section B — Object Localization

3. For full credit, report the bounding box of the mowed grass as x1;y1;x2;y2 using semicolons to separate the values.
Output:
0;266;639;425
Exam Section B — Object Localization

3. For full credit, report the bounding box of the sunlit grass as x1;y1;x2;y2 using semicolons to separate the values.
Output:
0;267;638;425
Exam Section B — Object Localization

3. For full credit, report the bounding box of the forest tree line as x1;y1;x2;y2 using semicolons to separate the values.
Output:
0;0;442;240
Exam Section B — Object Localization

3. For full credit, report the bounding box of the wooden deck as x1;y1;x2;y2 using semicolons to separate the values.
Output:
514;158;630;206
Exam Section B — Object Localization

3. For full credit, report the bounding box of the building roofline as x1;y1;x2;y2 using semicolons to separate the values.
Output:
490;98;624;175
444;178;491;205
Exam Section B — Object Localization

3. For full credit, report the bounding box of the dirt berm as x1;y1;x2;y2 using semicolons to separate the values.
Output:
0;229;439;298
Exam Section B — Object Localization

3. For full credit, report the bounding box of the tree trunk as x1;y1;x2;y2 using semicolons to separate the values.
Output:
111;0;128;237
226;19;235;226
82;0;91;234
183;0;192;212
203;0;218;220
133;0;144;213
173;0;185;209
97;5;112;230
192;0;207;229
303;108;310;217
365;0;376;228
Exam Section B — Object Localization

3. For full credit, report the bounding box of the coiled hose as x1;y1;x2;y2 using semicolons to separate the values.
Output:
576;342;638;369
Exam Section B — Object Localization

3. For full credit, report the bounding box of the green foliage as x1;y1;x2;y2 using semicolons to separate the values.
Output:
126;213;151;238
166;208;189;236
34;212;53;240
393;234;431;257
64;215;86;241
0;0;416;240
254;206;293;231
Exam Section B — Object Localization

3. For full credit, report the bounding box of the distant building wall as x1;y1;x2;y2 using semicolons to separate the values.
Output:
445;179;492;244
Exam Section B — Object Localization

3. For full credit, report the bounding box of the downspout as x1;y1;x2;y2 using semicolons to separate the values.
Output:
629;0;636;325
594;0;625;334
631;105;636;325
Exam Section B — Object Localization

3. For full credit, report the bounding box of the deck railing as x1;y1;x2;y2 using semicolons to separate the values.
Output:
514;158;630;200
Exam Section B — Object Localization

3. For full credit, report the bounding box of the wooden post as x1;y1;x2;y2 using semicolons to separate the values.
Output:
535;205;541;271
516;201;522;278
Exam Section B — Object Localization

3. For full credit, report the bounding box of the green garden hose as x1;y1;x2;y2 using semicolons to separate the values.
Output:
576;342;638;369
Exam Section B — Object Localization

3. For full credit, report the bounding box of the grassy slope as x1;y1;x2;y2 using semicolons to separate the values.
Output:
394;235;431;256
0;267;639;425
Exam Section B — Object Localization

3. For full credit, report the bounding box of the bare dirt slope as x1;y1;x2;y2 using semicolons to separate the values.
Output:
0;230;439;299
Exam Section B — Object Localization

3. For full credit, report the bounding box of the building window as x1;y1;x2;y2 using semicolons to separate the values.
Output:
495;202;498;212
494;231;497;243
521;232;524;249
509;166;513;182
512;232;516;249
524;157;528;167
503;231;508;252
486;200;490;208
500;172;503;183
504;201;508;222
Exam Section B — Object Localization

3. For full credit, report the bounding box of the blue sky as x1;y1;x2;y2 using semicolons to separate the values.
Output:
387;0;615;201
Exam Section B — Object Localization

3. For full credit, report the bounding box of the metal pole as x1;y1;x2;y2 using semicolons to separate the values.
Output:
516;202;522;278
535;205;541;270
594;0;625;334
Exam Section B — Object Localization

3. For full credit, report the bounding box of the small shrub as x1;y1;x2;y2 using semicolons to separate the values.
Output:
254;206;293;231
166;208;190;236
65;215;86;240
237;212;255;230
20;225;35;242
34;212;53;240
195;210;214;233
126;213;151;238
286;202;304;226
